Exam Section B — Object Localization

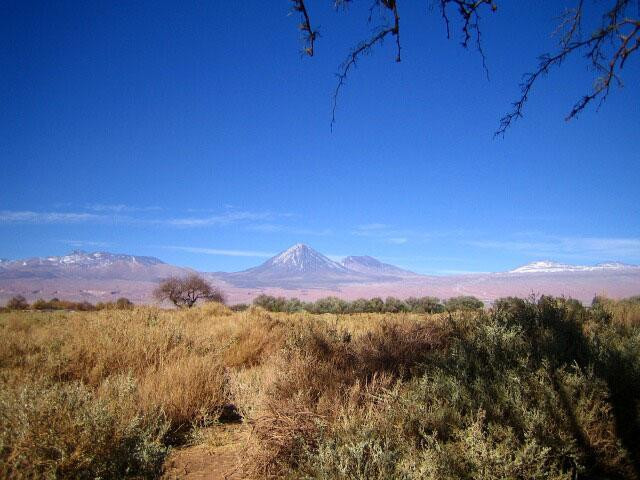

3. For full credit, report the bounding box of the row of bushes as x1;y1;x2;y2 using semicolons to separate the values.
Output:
2;295;134;312
249;294;484;314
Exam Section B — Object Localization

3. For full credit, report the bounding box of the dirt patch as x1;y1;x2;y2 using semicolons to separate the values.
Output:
162;424;247;480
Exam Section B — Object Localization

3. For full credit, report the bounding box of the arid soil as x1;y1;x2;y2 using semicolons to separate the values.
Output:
163;424;247;480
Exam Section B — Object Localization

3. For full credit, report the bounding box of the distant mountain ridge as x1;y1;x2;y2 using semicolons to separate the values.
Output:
0;250;188;281
1;250;165;268
1;244;639;303
217;244;424;288
509;260;639;274
341;255;417;277
221;244;365;287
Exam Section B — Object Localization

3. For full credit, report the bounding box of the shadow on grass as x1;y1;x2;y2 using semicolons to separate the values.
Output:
508;297;638;479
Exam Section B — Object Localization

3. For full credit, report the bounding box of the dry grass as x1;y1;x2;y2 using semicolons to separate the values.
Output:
0;303;288;478
0;303;421;478
1;297;638;479
243;317;449;478
598;295;640;327
241;299;640;479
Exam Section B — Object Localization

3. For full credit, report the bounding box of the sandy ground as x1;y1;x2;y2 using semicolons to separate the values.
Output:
162;424;247;480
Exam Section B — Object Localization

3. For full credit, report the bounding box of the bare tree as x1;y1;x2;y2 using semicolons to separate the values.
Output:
154;273;225;308
290;1;639;134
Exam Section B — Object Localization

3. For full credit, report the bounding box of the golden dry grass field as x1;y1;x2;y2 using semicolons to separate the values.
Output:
1;297;639;479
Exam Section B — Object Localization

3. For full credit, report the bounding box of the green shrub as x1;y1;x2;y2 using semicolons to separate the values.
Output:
444;295;484;311
253;294;288;312
230;303;250;312
383;297;408;313
249;296;640;479
405;296;444;313
0;377;169;479
31;299;50;310
6;295;29;310
115;297;134;309
251;295;446;314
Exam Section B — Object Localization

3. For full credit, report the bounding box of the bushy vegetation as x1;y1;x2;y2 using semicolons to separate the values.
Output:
230;303;250;312
0;378;169;479
592;294;640;327
4;296;135;312
5;295;28;310
252;294;480;314
245;295;640;479
443;294;485;311
1;295;639;479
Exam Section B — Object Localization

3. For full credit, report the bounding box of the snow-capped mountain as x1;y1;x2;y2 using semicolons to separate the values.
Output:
0;250;165;269
263;244;349;274
218;244;426;288
341;255;417;277
1;245;639;303
0;250;189;281
0;250;193;303
221;244;363;287
510;260;638;274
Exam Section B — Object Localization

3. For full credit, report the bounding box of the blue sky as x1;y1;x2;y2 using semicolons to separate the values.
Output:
1;1;639;274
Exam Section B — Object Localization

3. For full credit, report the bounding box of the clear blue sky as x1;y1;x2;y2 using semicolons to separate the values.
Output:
1;1;639;274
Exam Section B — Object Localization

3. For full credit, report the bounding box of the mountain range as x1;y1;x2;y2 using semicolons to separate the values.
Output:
218;244;419;288
1;244;639;304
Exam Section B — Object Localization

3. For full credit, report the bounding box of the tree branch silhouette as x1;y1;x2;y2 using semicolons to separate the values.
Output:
496;0;640;136
291;0;318;56
289;1;638;134
331;0;401;130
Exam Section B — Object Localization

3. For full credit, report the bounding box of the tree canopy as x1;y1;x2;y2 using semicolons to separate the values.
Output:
154;274;225;308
